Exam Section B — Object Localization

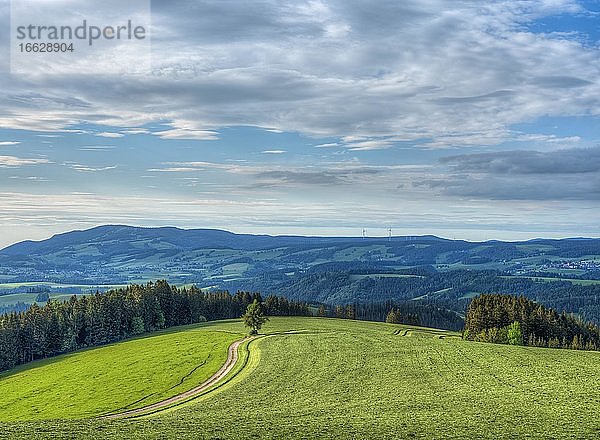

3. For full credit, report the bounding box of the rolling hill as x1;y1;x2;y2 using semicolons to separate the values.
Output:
2;225;600;322
0;326;240;421
1;225;599;287
1;317;600;439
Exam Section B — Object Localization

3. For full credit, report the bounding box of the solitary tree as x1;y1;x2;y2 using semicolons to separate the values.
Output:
242;299;269;335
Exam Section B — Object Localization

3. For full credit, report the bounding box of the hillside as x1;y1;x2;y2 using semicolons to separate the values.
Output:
0;326;240;420
2;317;600;439
2;226;599;287
2;226;600;322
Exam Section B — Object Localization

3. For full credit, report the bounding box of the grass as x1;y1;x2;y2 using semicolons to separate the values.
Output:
2;317;600;439
0;325;242;421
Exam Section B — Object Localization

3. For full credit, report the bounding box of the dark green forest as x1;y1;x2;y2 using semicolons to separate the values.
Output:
0;280;468;372
0;281;310;372
464;294;600;350
316;301;464;331
235;268;600;323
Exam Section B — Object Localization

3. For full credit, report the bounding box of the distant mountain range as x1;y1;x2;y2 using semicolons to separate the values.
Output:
1;225;599;285
2;225;600;321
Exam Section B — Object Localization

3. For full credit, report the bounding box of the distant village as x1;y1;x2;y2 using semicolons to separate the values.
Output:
543;260;600;271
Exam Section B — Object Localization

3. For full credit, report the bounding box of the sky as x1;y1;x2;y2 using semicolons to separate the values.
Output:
0;0;599;248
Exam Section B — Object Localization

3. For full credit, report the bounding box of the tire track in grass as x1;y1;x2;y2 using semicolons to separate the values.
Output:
111;351;214;412
165;352;213;392
101;337;249;420
112;392;157;412
453;343;539;393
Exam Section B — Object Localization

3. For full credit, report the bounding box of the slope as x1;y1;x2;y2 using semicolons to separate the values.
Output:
2;317;600;439
0;324;242;421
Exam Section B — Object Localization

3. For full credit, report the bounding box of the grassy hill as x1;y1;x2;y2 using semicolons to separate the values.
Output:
2;317;600;438
0;326;241;421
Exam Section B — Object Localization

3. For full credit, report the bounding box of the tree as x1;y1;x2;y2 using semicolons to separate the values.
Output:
0;282;312;373
132;316;145;335
507;321;523;346
386;308;401;324
35;292;50;303
242;299;269;335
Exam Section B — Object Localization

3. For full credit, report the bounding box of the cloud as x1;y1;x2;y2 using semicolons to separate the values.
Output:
0;142;20;146
416;147;600;200
121;128;150;135
8;176;51;182
151;121;220;140
250;167;383;188
261;150;286;154
250;170;345;187
434;90;517;104
65;163;118;172
2;0;600;241
529;76;594;89
0;155;50;167
345;139;393;151
515;134;581;144
152;128;220;140
0;0;597;148
147;159;390;190
440;147;600;174
416;174;600;201
95;132;124;138
149;161;243;173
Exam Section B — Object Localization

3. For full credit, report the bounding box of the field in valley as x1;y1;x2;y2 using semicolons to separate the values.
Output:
1;317;600;439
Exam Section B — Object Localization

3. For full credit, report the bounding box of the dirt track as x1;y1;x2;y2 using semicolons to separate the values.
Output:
102;337;247;420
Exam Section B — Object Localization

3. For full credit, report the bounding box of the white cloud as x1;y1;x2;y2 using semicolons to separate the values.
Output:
151;120;219;140
65;163;118;172
0;155;50;167
152;129;220;140
121;128;150;135
95;132;125;138
515;133;582;144
345;140;393;151
0;0;597;148
261;150;286;154
0;141;20;146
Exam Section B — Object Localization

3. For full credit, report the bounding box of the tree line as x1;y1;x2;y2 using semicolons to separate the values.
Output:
233;268;600;325
464;294;600;350
0;281;310;372
315;301;464;331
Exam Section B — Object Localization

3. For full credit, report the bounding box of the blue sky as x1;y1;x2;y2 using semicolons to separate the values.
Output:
0;0;599;247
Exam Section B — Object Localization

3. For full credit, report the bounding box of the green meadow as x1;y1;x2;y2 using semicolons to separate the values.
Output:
1;317;600;439
0;327;241;421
